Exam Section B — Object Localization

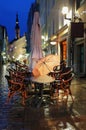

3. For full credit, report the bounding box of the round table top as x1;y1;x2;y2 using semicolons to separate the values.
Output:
31;75;55;84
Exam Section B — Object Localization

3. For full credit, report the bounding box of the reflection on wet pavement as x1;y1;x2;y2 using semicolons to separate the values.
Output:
0;65;86;130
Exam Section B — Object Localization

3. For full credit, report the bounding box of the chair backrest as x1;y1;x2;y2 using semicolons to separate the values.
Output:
61;67;73;84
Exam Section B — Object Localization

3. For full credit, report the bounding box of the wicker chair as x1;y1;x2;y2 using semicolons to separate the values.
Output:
51;66;74;102
5;73;27;105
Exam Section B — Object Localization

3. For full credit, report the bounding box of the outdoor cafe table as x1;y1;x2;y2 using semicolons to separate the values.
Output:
31;75;55;106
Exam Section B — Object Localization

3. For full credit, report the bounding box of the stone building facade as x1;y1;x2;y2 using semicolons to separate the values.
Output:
36;0;86;77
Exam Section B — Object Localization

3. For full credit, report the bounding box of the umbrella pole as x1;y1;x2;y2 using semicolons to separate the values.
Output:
43;62;51;72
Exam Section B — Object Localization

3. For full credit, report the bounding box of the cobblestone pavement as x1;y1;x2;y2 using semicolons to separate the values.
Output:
0;65;86;130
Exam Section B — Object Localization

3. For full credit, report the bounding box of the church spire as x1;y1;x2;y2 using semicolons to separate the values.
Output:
15;13;20;39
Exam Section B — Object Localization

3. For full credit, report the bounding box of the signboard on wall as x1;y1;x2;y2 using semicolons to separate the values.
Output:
71;22;84;38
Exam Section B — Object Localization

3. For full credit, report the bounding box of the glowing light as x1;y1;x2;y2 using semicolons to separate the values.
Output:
62;6;68;15
50;41;56;45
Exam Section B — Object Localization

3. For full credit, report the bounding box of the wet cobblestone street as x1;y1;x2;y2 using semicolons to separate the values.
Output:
0;65;86;130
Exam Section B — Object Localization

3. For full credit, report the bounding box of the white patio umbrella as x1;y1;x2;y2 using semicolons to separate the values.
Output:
29;11;43;71
32;54;60;77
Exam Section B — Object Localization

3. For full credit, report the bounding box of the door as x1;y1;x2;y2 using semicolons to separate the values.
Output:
60;40;67;61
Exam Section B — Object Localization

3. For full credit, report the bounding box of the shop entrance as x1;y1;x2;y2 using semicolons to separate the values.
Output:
60;40;67;61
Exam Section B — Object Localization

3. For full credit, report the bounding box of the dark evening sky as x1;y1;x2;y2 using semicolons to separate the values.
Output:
0;0;35;42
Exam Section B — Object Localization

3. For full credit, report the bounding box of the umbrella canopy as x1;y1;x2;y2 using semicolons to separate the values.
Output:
30;11;43;70
32;54;60;77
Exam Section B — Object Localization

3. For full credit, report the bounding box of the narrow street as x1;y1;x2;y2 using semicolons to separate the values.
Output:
0;64;86;130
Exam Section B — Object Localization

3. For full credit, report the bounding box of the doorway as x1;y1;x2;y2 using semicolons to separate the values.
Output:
60;40;67;61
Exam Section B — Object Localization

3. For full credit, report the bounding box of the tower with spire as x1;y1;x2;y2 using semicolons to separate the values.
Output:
15;13;20;39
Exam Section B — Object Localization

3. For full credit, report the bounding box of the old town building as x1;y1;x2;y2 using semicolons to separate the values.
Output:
36;0;86;77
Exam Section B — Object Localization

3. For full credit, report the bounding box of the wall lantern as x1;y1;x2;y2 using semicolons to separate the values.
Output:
62;6;68;15
62;6;72;21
